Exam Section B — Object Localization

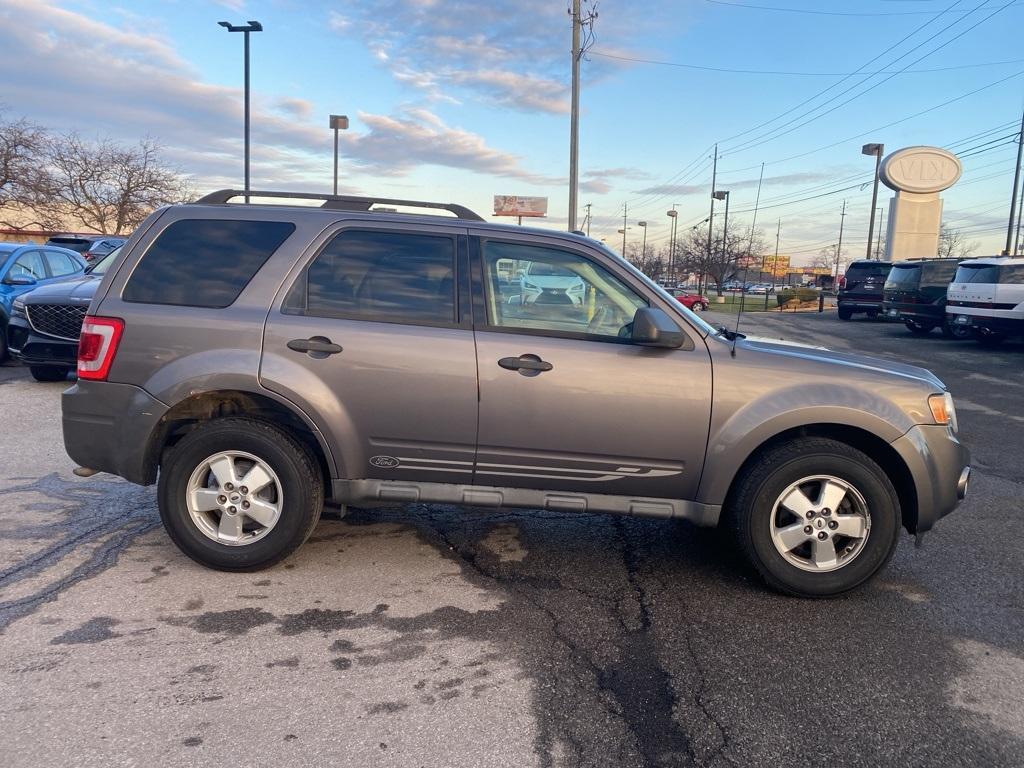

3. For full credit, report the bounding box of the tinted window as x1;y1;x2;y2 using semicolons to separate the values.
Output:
90;247;121;276
45;250;80;277
998;265;1024;283
483;241;646;339
124;219;295;308
845;262;892;279
884;265;920;289
920;260;959;286
284;230;456;324
8;250;46;280
953;264;999;284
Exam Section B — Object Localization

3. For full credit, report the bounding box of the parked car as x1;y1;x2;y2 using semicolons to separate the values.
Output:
0;243;87;362
673;290;709;312
519;260;587;305
44;234;119;259
747;284;773;295
83;237;127;262
946;256;1024;345
7;248;120;381
837;260;894;320
882;258;968;338
62;189;969;597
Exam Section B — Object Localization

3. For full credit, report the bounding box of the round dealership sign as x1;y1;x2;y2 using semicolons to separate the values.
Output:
880;146;962;194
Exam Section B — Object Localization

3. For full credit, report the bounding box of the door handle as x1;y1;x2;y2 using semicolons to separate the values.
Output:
498;354;553;376
287;336;343;359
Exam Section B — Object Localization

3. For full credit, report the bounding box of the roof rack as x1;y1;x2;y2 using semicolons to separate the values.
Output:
194;189;485;222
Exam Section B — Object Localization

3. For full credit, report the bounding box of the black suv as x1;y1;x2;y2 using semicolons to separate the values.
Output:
837;260;893;320
882;258;968;338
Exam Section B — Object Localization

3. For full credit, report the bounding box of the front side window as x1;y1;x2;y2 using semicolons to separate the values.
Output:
482;241;646;339
45;250;80;277
8;251;46;281
283;230;456;325
123;219;295;308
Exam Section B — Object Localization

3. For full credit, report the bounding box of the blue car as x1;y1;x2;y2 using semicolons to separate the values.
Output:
0;243;88;363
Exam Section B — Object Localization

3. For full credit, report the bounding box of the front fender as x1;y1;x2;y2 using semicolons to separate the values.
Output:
697;382;915;506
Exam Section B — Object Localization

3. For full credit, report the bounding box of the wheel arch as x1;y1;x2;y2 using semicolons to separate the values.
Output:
720;423;919;534
143;389;337;496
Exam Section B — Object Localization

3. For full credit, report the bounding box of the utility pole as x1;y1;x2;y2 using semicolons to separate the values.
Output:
568;0;582;232
1015;181;1024;254
876;206;885;260
703;143;718;295
584;202;592;237
835;199;847;281
1006;103;1024;254
766;219;780;311
621;202;628;255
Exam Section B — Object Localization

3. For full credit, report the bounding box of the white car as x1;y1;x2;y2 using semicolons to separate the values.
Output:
946;256;1024;345
519;262;587;305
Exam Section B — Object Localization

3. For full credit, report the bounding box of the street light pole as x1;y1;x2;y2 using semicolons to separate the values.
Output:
638;221;648;262
329;115;349;195
862;143;884;259
667;206;678;284
876;206;885;259
766;219;780;311
621;202;628;255
713;190;730;296
219;20;263;200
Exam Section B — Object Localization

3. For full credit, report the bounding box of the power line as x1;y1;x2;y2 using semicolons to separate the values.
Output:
588;50;1024;77
722;0;1018;157
705;0;1023;16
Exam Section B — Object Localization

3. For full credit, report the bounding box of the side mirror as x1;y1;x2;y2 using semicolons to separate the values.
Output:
5;275;37;286
631;307;685;348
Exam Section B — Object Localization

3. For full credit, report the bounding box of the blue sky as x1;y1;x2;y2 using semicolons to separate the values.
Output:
2;0;1023;263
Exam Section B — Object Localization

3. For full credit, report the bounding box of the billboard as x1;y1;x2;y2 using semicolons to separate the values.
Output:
494;195;548;218
766;254;790;278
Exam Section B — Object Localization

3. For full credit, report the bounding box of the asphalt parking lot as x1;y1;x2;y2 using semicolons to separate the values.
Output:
1;311;1022;768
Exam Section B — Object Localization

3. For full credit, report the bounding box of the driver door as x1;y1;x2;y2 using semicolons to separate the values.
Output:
470;235;712;501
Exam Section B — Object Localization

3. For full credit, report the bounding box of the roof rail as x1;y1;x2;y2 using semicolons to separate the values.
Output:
194;189;485;222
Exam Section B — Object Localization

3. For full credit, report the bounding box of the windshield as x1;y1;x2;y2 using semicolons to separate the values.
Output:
884;265;920;289
87;246;120;275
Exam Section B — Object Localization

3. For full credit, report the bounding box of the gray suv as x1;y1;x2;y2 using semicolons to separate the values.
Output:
62;190;970;597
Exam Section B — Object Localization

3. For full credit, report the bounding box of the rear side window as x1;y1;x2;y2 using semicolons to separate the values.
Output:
123;219;295;308
953;264;999;284
920;261;959;286
998;265;1024;283
885;265;920;288
283;230;456;325
45;250;80;277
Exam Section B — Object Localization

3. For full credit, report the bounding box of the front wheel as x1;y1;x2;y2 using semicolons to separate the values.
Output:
837;307;852;321
158;417;323;570
728;438;901;597
0;326;8;363
941;322;973;340
691;302;702;313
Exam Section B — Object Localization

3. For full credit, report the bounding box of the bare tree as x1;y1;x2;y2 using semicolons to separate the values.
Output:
624;242;667;280
40;135;192;234
0;110;54;229
677;221;765;295
811;246;839;274
938;223;978;259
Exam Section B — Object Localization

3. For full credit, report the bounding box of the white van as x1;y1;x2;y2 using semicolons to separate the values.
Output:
946;256;1024;345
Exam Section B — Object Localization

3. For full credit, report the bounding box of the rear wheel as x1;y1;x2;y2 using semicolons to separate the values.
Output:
0;325;7;363
30;366;70;382
976;331;1005;347
865;310;879;319
728;437;901;597
837;307;853;321
158;417;323;570
904;319;935;335
691;302;702;313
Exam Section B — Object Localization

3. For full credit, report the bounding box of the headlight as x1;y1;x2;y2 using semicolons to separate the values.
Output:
522;280;539;290
928;392;958;432
567;282;585;293
12;297;26;315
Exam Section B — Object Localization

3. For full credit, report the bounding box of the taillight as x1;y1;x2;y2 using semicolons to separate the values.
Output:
838;277;847;289
78;317;124;381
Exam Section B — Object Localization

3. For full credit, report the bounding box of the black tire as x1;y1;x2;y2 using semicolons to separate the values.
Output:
976;331;1005;347
837;307;853;321
691;303;702;313
865;310;879;319
0;324;8;363
904;319;935;335
728;437;901;598
941;322;972;340
30;366;69;382
157;417;323;571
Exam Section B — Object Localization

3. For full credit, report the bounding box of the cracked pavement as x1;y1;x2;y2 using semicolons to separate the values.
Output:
1;311;1023;767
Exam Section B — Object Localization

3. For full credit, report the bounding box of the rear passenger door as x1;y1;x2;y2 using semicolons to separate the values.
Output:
261;224;479;486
